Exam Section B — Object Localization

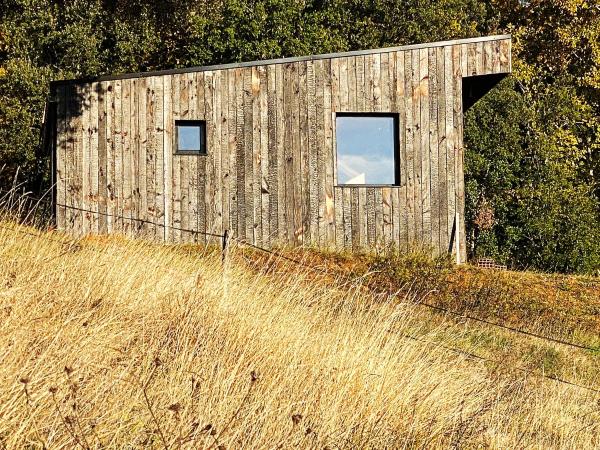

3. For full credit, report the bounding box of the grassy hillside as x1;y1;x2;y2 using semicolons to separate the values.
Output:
0;222;599;449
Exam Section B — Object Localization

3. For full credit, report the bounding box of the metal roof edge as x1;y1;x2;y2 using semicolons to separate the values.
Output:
51;34;511;86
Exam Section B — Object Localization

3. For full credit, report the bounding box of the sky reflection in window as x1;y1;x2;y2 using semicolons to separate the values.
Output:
336;115;396;185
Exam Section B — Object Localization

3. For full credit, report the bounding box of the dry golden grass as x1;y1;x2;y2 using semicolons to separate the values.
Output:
0;221;599;449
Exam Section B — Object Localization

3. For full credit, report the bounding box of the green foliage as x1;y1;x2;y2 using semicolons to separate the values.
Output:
464;0;600;274
0;0;598;273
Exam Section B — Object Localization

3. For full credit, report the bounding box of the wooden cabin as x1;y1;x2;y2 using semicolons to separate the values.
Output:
51;35;512;262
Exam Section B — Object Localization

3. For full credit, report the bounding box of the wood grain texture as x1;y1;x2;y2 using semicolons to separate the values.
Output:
55;85;67;229
428;49;440;255
97;82;108;234
55;37;511;258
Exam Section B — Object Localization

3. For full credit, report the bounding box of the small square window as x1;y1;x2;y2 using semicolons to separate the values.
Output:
175;120;206;154
336;113;399;185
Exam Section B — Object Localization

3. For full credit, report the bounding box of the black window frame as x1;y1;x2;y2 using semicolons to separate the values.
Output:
335;112;400;187
175;120;207;155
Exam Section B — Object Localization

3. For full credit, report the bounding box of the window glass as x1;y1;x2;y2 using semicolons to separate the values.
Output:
176;121;205;153
336;115;397;185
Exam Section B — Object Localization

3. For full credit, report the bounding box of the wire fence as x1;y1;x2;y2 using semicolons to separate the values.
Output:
1;191;599;396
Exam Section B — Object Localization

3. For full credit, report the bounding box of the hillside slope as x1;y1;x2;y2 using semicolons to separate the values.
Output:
0;223;599;449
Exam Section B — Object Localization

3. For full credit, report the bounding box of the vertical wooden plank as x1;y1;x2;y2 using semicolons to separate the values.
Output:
347;56;356;111
420;48;431;251
79;85;88;232
163;76;173;241
467;43;477;77
145;77;157;239
170;75;181;242
55;85;67;230
411;49;423;246
391;188;400;251
331;58;340;246
81;84;91;234
396;51;408;251
298;61;309;244
404;51;415;248
358;187;367;247
334;186;344;248
366;187;376;247
437;47;449;254
307;61;319;245
205;71;218;242
355;55;365;112
154;77;165;241
71;84;84;234
323;60;335;245
429;48;440;256
61;86;71;231
364;54;374;113
314;59;326;245
178;74;190;242
389;51;397;113
90;84;100;234
213;70;223;242
97;82;107;234
251;67;262;245
221;70;231;240
445;46;456;257
186;72;198;242
113;81;123;234
275;64;286;242
492;40;501;73
138;78;147;237
461;44;469;78
196;71;207;244
267;65;278;243
242;68;254;242
484;40;494;74
343;188;352;248
380;52;390;112
122;80;133;235
373;53;382;111
374;188;384;247
339;57;349;112
291;62;303;246
351;188;360;250
227;70;237;238
258;66;269;245
105;81;115;234
453;44;466;262
382;187;392;247
475;42;484;75
131;78;144;235
500;39;511;72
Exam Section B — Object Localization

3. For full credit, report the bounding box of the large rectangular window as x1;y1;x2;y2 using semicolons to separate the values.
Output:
336;113;399;185
175;120;206;154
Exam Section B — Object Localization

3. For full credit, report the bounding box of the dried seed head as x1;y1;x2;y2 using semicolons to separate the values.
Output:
49;386;58;394
65;415;74;426
168;403;182;413
202;424;212;432
19;377;30;385
250;370;258;383
291;414;302;426
64;366;74;375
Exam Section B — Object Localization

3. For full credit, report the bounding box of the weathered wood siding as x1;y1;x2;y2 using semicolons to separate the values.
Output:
55;36;511;261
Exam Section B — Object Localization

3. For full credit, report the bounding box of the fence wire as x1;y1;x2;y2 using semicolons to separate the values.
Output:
1;193;599;396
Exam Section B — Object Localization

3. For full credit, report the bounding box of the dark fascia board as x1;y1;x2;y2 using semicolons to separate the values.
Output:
51;34;511;87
